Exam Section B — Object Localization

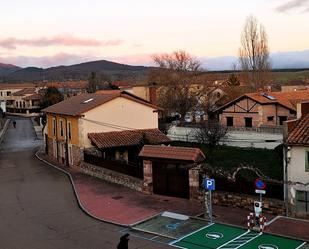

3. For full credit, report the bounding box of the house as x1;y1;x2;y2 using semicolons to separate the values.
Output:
42;91;165;166
284;101;309;217
216;90;309;128
6;88;41;114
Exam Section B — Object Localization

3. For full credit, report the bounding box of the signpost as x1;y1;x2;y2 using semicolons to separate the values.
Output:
255;178;266;203
203;178;215;223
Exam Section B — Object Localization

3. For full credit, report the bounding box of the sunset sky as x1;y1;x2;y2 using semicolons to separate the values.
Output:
0;0;309;69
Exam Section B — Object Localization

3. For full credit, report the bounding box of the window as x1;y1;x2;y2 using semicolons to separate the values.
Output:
7;91;11;96
267;116;274;122
305;151;309;172
296;191;309;213
279;116;287;125
60;120;64;137
15;101;18;107
67;122;72;140
226;117;233;127
52;118;56;136
0;91;2;96
245;117;252;127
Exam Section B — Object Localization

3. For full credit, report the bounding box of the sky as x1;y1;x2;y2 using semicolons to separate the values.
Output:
0;0;309;69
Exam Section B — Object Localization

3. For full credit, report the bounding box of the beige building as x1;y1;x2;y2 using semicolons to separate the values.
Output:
43;91;162;166
284;102;309;217
217;90;309;128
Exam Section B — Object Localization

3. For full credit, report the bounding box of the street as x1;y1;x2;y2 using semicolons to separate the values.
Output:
0;117;170;249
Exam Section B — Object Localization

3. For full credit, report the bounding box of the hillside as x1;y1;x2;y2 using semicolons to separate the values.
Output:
0;63;21;76
2;60;149;82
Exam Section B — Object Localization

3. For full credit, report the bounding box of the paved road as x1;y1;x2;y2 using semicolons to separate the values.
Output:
0;117;170;249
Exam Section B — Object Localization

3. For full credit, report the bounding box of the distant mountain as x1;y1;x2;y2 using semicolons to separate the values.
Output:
200;50;309;70
3;60;149;82
0;63;21;76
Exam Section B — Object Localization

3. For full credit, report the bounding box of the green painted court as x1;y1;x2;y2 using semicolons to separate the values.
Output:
170;223;306;249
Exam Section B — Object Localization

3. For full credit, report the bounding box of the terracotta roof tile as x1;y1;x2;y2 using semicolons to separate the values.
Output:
139;145;206;162
217;90;309;112
42;93;117;116
246;90;309;111
88;129;170;149
287;113;309;146
22;93;41;100
12;88;36;96
42;91;161;116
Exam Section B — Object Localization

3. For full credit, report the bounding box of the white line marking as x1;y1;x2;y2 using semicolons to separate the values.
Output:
233;232;262;249
169;223;215;245
217;230;250;249
295;242;307;249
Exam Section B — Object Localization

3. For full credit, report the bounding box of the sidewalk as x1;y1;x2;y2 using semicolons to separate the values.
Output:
36;152;309;242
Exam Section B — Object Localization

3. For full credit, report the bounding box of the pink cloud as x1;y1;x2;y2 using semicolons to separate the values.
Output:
276;0;309;12
0;53;99;68
0;34;123;49
107;54;154;66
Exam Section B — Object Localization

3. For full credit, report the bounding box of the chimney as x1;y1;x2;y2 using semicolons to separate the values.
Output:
296;101;309;119
148;82;157;105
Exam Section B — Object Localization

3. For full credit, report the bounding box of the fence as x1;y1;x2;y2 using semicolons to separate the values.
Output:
199;174;283;200
83;152;143;179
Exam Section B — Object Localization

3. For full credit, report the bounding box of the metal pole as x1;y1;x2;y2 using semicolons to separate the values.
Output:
209;190;212;223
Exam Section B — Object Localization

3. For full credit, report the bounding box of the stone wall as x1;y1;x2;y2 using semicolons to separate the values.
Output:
197;190;285;215
142;160;153;194
74;162;143;192
72;145;83;166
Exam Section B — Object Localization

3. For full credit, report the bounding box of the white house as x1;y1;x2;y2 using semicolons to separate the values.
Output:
284;101;309;217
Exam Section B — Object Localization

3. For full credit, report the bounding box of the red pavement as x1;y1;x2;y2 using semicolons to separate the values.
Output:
36;152;309;242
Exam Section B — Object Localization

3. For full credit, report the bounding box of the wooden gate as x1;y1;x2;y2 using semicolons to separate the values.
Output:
152;163;189;199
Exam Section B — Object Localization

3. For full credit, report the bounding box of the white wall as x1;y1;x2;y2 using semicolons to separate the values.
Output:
288;146;309;184
79;97;159;148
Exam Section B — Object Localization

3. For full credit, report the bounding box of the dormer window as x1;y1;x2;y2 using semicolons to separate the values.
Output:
83;98;94;104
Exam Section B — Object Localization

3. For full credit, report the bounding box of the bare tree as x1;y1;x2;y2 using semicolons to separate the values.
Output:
194;121;227;155
238;16;271;90
149;50;206;118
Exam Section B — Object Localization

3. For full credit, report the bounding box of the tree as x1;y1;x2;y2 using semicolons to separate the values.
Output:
227;73;240;86
149;50;206;118
87;71;99;93
238;16;271;90
194;121;227;156
40;87;64;109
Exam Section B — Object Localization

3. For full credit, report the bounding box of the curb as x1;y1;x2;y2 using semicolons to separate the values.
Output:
35;149;129;228
0;119;10;144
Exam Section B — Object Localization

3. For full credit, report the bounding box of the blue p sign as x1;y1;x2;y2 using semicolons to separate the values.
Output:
203;178;215;191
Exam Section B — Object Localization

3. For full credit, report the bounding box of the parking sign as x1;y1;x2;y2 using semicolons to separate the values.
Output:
203;178;215;191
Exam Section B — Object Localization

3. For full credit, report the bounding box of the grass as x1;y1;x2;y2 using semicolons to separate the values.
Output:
171;142;283;180
273;70;309;83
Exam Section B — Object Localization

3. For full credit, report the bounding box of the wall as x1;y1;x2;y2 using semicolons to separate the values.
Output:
288;146;309;183
46;114;79;146
206;191;285;215
74;162;143;192
79;97;159;148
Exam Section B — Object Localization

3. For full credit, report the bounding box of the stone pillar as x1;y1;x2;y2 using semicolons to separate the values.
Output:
189;168;200;200
142;160;153;194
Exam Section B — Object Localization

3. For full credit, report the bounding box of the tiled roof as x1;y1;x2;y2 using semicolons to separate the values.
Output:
139;145;206;162
22;93;41;100
12;88;36;96
88;129;170;149
245;90;309;111
216;90;309;112
287;113;309;146
42;91;161;116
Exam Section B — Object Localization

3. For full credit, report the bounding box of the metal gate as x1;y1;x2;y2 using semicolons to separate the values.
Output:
153;163;189;199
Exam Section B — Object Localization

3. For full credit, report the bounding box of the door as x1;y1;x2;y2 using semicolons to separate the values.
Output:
245;117;252;127
279;116;287;125
152;163;189;199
